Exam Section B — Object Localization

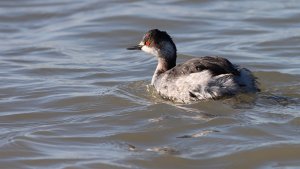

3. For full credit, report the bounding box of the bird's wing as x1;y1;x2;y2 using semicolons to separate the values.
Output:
166;56;240;79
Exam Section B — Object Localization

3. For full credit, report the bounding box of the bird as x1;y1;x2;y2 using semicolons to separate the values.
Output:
127;29;259;103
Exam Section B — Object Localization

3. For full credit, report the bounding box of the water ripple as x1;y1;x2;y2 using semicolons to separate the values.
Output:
0;0;300;168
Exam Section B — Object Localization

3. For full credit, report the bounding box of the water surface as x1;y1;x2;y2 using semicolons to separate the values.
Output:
0;0;300;168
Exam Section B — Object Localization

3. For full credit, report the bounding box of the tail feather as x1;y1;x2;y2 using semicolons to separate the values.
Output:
237;68;260;92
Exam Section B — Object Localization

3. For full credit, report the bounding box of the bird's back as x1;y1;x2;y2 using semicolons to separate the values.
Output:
153;56;258;103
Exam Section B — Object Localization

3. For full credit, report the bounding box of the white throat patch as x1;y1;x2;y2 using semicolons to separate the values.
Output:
140;41;175;59
141;45;159;57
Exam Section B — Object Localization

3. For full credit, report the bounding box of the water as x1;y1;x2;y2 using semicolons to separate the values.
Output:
1;0;300;168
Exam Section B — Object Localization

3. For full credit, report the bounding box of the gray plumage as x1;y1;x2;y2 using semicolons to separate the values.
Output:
127;29;259;103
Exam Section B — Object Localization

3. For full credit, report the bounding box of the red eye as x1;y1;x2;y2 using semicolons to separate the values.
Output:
145;41;151;46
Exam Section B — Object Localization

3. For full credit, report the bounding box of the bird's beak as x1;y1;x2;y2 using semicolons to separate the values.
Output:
127;45;142;50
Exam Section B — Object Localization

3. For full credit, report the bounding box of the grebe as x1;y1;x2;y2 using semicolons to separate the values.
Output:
127;29;259;103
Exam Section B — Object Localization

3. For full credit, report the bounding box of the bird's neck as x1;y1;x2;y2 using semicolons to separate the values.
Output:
151;41;177;85
156;57;176;73
151;55;176;85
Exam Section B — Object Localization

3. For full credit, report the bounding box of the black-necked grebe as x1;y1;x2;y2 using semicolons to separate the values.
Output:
127;29;259;103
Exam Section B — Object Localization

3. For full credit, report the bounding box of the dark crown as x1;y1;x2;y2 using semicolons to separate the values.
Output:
143;29;177;51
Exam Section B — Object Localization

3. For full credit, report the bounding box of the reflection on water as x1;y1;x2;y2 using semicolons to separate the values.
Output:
0;0;300;168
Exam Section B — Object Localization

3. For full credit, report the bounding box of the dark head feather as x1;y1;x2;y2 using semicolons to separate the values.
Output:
143;29;177;51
